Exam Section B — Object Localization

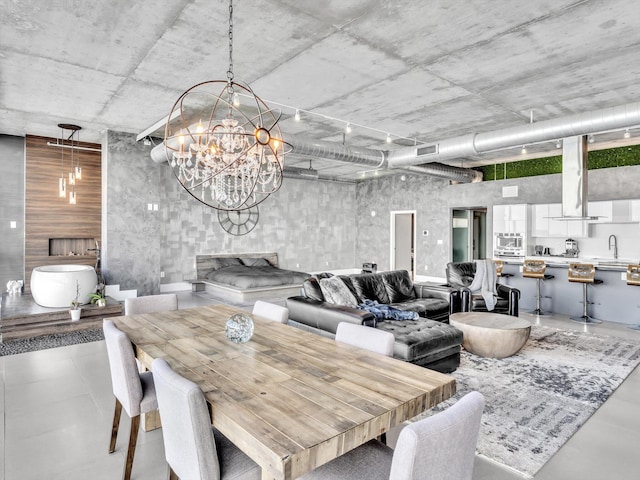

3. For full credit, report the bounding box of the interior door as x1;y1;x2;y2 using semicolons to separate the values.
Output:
391;211;415;278
452;208;487;261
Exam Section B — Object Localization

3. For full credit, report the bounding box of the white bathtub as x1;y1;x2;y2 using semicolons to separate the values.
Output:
31;265;98;308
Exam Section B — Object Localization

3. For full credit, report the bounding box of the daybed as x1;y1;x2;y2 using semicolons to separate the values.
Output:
286;270;463;373
194;252;311;303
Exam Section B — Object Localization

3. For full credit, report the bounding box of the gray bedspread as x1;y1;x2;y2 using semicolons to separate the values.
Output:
205;265;311;289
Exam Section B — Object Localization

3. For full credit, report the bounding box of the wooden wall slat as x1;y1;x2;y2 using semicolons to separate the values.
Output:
25;135;102;293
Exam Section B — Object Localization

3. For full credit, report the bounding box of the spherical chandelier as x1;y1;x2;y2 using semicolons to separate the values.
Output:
163;0;289;211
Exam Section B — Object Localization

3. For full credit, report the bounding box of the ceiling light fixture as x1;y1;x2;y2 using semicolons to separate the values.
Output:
294;109;301;121
163;0;289;211
624;128;631;139
386;133;392;144
55;123;82;204
345;123;352;134
588;134;595;144
555;139;562;149
521;145;527;154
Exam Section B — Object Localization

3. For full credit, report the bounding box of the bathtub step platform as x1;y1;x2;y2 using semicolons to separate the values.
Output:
1;293;123;342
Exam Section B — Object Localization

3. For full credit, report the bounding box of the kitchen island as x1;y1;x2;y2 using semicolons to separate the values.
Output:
498;256;640;328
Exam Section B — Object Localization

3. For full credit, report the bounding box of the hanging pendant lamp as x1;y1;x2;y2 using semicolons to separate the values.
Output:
163;0;289;211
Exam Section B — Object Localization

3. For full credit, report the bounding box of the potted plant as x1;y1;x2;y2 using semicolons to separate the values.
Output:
70;281;82;321
89;288;107;307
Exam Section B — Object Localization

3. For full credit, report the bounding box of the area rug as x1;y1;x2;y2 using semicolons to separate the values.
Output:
0;328;104;356
411;325;640;478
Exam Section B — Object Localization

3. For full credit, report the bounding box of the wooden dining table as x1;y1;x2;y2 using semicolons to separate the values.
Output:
112;304;456;480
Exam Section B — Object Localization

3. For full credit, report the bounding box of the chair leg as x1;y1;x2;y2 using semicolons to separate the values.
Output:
169;466;179;480
109;398;123;453
571;283;602;324
124;415;140;480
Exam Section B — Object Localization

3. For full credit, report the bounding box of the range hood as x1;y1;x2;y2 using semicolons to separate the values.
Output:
555;135;599;221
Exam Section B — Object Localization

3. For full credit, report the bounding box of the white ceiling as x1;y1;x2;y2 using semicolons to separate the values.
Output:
2;0;640;179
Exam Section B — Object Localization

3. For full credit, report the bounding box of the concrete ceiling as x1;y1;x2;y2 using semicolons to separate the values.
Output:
2;0;640;180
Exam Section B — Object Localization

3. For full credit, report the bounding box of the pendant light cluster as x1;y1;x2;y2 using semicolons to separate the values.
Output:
163;0;289;211
57;123;82;205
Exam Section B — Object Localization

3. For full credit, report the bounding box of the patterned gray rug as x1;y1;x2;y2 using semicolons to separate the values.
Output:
411;325;640;478
0;328;104;356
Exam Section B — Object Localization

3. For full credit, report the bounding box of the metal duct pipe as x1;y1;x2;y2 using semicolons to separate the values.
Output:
387;101;640;168
285;134;386;167
401;163;482;183
150;131;480;182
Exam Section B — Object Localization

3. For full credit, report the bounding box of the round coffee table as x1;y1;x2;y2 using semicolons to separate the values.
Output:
449;312;531;359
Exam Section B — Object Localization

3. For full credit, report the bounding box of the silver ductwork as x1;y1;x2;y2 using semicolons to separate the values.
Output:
150;131;481;182
387;101;640;168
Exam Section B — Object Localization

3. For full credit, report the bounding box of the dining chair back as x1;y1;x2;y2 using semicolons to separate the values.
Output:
335;322;395;357
389;391;484;480
103;319;158;480
252;300;289;324
298;391;484;480
152;357;260;480
124;293;178;315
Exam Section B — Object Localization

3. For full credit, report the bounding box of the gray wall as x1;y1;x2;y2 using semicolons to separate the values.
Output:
103;131;357;294
0;135;25;290
103;131;163;295
355;165;640;280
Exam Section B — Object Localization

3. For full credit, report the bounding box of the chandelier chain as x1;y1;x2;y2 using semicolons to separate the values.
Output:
227;0;234;84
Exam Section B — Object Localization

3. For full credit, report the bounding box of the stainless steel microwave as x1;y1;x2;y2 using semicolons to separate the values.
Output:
494;233;524;256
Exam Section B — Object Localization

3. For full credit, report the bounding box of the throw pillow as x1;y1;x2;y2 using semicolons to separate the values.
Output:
210;257;243;270
241;257;271;267
319;276;358;307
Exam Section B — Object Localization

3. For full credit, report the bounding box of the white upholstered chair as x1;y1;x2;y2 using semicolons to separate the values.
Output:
252;300;289;324
299;391;485;480
151;357;261;480
335;322;395;357
103;319;158;480
124;293;178;315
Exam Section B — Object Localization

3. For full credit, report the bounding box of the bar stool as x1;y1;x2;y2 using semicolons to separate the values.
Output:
522;259;554;315
625;264;640;331
494;259;513;284
568;263;603;324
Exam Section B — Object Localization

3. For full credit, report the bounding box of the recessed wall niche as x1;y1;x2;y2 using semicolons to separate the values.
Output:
49;238;98;257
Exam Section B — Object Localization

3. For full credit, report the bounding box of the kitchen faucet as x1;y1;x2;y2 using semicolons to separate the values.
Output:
608;234;618;260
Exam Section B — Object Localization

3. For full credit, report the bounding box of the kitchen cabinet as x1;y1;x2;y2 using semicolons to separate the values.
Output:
493;204;527;234
530;203;587;238
588;200;640;223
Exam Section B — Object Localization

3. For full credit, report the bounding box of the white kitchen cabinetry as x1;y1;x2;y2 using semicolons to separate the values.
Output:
588;200;640;223
588;201;612;223
493;204;527;234
530;203;587;238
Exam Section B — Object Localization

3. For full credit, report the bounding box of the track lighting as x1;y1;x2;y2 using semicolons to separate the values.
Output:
294;109;301;121
521;145;527;154
345;123;352;134
588;134;595;144
624;129;631;139
386;133;392;143
555;139;562;149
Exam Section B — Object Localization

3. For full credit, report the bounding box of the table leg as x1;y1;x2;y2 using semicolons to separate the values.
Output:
142;409;162;432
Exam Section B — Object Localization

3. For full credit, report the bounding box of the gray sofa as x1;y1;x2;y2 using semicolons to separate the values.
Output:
286;270;463;373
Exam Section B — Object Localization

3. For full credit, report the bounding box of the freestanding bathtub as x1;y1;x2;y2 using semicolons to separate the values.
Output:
30;265;98;308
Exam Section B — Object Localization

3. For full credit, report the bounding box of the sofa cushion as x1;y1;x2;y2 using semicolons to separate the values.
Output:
376;319;462;363
303;277;324;302
350;273;390;304
319;277;359;307
390;298;449;321
380;270;417;303
470;294;509;312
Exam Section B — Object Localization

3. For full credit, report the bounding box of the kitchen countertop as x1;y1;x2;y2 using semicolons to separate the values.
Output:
497;255;639;271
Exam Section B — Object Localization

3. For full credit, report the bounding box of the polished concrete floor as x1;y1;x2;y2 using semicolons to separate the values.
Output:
1;291;638;480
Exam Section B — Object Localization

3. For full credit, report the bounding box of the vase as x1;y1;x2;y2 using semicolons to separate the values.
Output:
225;313;254;343
96;298;107;307
70;308;82;321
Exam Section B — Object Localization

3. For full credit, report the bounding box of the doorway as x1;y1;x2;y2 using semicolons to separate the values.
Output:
390;211;416;279
451;208;487;262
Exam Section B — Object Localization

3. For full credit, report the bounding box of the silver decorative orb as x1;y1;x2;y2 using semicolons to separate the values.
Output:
225;313;254;343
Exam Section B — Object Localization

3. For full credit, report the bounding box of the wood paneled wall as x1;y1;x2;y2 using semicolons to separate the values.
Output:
25;135;102;292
